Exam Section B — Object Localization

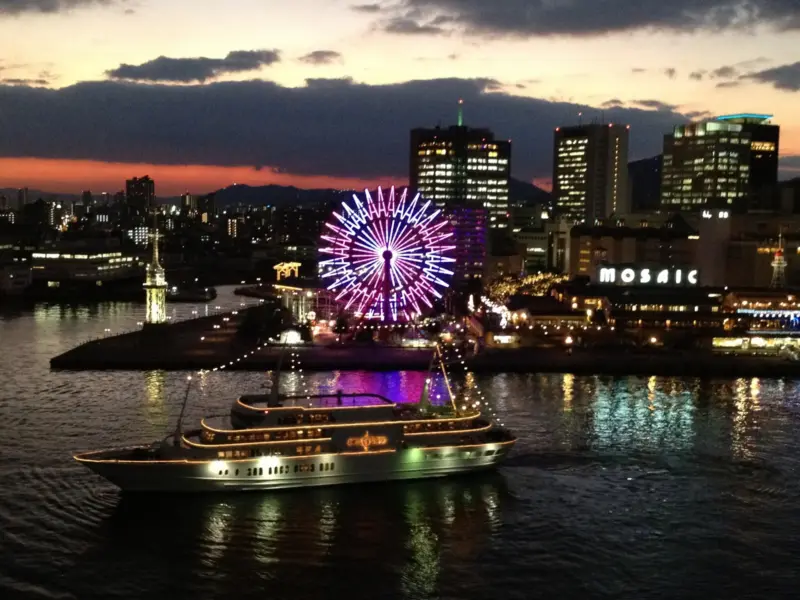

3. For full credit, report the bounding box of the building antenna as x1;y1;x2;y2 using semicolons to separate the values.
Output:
457;98;464;126
578;111;583;126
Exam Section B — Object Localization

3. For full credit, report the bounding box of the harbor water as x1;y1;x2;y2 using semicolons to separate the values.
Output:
2;288;800;599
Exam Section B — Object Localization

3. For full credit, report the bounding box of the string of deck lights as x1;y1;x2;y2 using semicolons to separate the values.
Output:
439;341;505;428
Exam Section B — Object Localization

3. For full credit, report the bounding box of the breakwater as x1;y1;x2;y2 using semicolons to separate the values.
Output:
50;320;800;377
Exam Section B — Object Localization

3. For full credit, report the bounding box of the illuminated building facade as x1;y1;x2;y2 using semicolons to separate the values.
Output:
409;107;511;230
660;114;779;213
552;124;630;224
448;206;487;284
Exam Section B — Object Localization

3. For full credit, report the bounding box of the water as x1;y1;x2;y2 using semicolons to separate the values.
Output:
2;289;800;599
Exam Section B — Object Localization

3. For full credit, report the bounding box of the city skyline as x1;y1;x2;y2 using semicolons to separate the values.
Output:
1;0;800;195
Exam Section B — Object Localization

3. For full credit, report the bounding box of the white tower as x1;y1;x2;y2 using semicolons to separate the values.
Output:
144;222;168;324
771;230;787;289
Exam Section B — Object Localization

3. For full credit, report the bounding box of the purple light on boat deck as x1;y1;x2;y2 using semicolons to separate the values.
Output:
319;186;455;321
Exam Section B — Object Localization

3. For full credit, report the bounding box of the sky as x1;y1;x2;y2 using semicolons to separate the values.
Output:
0;0;799;196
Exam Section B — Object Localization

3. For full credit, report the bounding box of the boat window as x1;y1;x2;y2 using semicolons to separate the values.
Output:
235;469;239;475
331;463;334;471
485;450;495;456
319;463;324;471
294;465;299;473
247;468;251;476
259;468;263;475
225;469;229;475
218;470;223;476
314;445;320;454
263;433;271;441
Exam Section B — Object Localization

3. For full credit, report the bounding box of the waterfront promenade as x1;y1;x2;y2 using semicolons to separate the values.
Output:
49;307;800;376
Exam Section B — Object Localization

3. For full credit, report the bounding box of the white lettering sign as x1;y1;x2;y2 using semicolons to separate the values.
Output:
596;266;699;287
599;267;616;283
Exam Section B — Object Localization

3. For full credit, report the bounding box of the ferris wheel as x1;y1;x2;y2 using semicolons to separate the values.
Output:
318;186;455;321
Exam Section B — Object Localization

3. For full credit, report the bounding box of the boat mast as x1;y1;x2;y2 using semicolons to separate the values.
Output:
269;350;286;404
418;352;436;409
435;344;458;414
173;374;193;446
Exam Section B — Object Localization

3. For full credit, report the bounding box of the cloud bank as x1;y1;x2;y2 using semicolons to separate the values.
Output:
369;0;800;37
0;77;696;180
106;50;281;83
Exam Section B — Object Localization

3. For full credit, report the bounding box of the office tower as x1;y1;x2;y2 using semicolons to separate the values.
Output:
410;102;511;229
17;188;28;210
660;113;779;213
81;190;93;207
552;123;630;223
125;176;155;216
197;193;216;223
181;192;197;213
410;102;510;287
113;190;126;205
628;155;662;213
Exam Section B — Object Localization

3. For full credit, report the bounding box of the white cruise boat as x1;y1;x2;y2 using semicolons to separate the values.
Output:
74;383;516;493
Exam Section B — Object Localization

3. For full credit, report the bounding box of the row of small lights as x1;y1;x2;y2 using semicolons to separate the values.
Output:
437;341;505;429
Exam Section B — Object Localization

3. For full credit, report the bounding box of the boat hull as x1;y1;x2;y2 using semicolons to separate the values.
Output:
75;441;515;493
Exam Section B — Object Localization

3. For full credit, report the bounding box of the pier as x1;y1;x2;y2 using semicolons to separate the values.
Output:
49;307;800;377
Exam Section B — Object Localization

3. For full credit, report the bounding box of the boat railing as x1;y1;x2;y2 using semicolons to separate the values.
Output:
239;392;395;409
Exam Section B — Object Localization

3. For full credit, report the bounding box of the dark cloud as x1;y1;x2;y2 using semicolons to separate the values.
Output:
710;65;739;78
634;99;678;111
350;3;382;13
631;68;647;74
745;61;800;91
1;78;49;86
664;68;677;79
0;0;122;16
383;17;447;34
689;70;705;81
106;49;281;83
781;155;800;177
0;77;697;181
716;80;741;88
372;0;800;37
299;50;343;65
601;98;624;108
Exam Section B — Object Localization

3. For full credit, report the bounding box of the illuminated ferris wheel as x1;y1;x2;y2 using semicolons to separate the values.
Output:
318;186;455;321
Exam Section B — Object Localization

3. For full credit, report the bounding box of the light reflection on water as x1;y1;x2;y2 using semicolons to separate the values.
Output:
2;292;800;599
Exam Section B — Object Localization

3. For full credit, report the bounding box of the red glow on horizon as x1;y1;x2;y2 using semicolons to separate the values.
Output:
0;158;406;196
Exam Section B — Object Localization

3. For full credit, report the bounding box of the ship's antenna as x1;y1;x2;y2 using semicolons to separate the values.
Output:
173;374;193;446
435;344;458;414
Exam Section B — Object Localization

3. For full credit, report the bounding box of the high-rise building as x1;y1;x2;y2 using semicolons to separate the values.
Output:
552;123;630;224
81;190;93;206
17;188;28;210
409;102;511;230
409;102;510;287
197;193;216;223
125;176;155;215
660;113;779;213
181;192;197;213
